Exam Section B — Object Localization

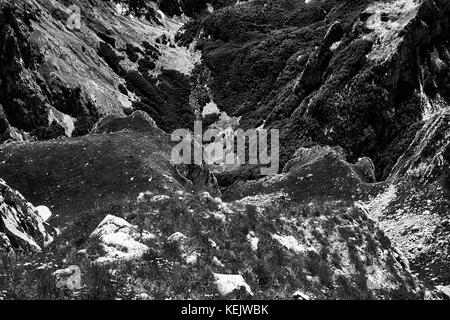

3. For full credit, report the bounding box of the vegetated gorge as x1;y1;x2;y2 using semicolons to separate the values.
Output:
0;0;450;300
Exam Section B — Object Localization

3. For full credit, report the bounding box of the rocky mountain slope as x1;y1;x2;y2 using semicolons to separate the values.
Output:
1;0;450;300
0;148;424;299
366;111;450;286
189;0;450;179
0;0;200;141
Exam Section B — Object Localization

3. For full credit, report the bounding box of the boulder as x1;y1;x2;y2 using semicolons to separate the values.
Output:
167;232;187;244
213;273;253;297
35;205;52;222
52;265;82;291
435;285;450;299
292;290;310;300
47;107;76;138
89;215;156;264
354;157;376;183
167;232;200;265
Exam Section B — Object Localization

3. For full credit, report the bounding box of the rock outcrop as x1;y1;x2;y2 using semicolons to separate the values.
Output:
0;179;55;252
213;273;253;297
91;111;159;134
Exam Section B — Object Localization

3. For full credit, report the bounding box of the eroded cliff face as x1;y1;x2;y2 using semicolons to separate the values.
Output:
0;0;203;142
0;0;100;141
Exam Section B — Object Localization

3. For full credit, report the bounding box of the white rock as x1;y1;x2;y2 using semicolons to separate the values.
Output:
150;195;171;202
210;211;227;223
366;266;383;290
246;233;259;252
52;265;82;291
271;234;305;254
293;290;310;300
202;191;212;199
35;262;54;270
213;273;253;296
168;232;187;243
35;205;52;222
89;215;155;264
212;256;225;268
185;252;200;265
209;239;218;249
136;292;151;300
436;285;450;299
137;192;150;201
77;249;87;256
47;107;76;137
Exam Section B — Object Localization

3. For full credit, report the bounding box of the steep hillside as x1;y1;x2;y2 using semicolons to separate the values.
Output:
364;111;450;286
185;0;450;180
3;0;449;179
0;147;423;300
0;113;219;226
0;0;201;142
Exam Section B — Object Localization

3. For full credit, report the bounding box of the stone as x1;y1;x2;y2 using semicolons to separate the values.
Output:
246;232;259;252
272;234;306;254
89;215;155;264
213;273;253;297
435;285;450;299
212;256;225;268
168;232;187;243
35;205;52;222
52;265;82;291
292;290;310;300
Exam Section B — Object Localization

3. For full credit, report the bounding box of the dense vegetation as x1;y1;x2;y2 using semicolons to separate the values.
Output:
179;0;450;180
